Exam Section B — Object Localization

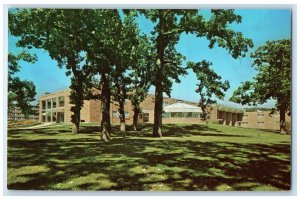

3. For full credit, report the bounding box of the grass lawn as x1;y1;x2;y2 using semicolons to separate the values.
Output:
7;123;291;191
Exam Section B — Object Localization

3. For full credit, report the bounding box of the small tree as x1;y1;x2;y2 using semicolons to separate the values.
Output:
188;60;230;124
8;51;37;117
230;39;291;133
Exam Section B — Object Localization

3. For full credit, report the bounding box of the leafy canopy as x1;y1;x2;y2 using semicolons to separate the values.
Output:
188;60;230;118
230;39;291;111
8;51;37;116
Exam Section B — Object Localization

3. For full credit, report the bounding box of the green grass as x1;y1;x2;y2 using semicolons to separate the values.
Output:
7;123;291;191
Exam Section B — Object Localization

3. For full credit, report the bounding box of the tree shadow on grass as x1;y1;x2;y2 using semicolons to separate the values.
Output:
7;125;291;191
123;123;249;138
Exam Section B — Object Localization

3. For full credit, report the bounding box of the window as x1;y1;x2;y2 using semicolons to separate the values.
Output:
125;112;129;118
52;98;57;108
47;99;51;109
162;113;171;118
192;113;200;118
42;101;46;110
258;121;264;126
171;112;177;118
163;101;170;107
112;111;119;118
52;112;57;122
143;113;149;122
59;96;65;107
257;113;265;118
46;112;51;122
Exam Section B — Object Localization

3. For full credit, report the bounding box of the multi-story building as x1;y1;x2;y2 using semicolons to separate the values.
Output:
238;110;290;130
8;105;39;121
39;88;291;130
39;89;140;124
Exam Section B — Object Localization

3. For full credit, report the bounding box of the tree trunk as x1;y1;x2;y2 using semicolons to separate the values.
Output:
132;105;139;131
279;105;287;134
101;75;111;141
153;11;165;137
72;121;79;134
153;67;163;137
69;57;84;134
119;101;126;132
71;103;81;134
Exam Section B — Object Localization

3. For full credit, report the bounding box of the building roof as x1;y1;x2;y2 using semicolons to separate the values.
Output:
163;102;203;113
215;104;244;114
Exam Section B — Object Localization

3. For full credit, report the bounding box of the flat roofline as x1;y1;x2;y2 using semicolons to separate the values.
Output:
40;88;70;98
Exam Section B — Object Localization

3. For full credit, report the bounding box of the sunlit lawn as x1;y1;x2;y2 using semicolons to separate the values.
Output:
7;123;291;191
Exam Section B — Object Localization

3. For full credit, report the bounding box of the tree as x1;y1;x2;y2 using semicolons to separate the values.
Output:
138;9;253;137
188;60;230;124
9;9;95;134
8;51;37;117
230;39;291;133
128;35;155;131
81;10;123;141
111;13;141;132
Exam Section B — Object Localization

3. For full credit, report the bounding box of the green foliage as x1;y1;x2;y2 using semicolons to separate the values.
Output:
110;12;141;120
9;9;108;128
8;51;37;116
137;9;253;135
230;39;291;108
128;34;155;114
230;39;291;131
188;60;230;120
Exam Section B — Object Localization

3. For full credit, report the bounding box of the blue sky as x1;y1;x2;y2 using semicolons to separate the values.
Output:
8;9;291;107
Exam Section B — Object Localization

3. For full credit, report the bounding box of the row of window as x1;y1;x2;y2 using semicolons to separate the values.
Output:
112;111;129;118
42;112;64;122
162;112;201;118
242;121;280;126
243;113;280;118
42;96;65;110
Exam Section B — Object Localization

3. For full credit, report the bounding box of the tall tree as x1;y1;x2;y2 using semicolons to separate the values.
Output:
128;35;155;131
8;51;37;116
9;9;94;134
188;60;230;124
82;10;124;141
138;9;253;137
230;39;291;133
111;13;140;132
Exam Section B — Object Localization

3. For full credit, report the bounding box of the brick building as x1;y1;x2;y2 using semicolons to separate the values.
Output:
39;89;142;124
39;88;290;130
238;110;291;130
8;105;39;121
